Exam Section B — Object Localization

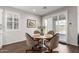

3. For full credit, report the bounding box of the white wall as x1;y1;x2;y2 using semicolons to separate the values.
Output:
0;6;41;45
0;9;3;48
77;7;79;34
77;7;79;45
67;7;77;46
43;6;78;46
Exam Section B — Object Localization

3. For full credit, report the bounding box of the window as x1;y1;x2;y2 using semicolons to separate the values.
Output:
7;14;13;29
14;15;19;29
6;11;19;30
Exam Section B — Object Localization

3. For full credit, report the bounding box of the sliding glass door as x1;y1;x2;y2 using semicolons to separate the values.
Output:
53;12;67;43
43;11;67;43
59;15;67;42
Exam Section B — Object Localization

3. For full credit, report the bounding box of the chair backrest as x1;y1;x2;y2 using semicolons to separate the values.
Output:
47;31;54;35
34;30;40;34
49;33;59;49
25;33;35;49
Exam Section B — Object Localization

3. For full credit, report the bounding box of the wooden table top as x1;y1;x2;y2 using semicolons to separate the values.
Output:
33;34;53;39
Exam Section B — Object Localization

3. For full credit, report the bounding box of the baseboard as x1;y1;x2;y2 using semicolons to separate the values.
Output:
59;41;79;47
59;41;67;45
3;40;26;47
3;39;26;45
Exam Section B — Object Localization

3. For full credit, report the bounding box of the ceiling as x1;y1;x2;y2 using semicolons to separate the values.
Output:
12;6;64;16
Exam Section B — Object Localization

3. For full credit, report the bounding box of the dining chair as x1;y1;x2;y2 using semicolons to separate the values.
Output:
45;31;54;40
34;30;40;34
25;33;39;52
34;30;41;43
44;33;59;52
47;31;54;35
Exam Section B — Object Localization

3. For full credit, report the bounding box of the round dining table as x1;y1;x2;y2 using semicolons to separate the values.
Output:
33;34;53;39
33;34;53;48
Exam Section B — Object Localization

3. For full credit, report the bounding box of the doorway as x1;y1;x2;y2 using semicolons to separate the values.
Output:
43;11;68;43
53;12;67;43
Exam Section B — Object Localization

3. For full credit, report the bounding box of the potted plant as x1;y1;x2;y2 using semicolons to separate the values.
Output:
38;26;45;35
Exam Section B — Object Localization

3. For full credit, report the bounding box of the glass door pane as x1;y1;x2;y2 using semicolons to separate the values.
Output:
58;14;67;43
53;13;67;43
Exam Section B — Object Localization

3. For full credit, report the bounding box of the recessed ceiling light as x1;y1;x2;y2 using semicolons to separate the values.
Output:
33;9;36;12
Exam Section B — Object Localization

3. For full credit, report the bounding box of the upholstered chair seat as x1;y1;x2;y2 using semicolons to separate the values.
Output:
34;30;40;34
47;31;54;35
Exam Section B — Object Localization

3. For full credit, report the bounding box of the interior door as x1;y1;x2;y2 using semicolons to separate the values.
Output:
0;9;3;48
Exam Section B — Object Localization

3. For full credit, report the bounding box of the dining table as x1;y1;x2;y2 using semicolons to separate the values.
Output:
33;34;53;48
33;34;53;39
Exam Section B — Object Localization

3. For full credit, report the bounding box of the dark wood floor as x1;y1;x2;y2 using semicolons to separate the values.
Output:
0;41;79;53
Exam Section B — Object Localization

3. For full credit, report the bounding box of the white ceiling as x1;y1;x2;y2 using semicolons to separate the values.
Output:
12;6;63;16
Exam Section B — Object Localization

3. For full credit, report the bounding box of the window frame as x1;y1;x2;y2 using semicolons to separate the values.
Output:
5;11;20;31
